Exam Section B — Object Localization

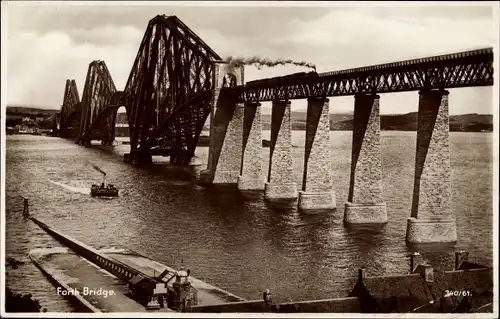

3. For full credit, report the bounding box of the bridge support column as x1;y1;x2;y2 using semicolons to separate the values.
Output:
238;102;265;190
406;89;456;244
199;101;244;184
170;154;193;166
101;140;113;146
123;150;152;165
264;100;297;200
344;94;387;224
298;97;336;210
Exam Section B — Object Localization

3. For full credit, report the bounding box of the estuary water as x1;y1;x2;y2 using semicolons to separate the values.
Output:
4;131;493;312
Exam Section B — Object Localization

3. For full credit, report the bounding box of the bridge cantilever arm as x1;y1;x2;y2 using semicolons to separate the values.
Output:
139;91;211;151
160;17;215;63
167;16;222;61
79;104;122;142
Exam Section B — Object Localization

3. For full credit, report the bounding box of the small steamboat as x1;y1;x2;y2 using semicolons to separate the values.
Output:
91;175;118;198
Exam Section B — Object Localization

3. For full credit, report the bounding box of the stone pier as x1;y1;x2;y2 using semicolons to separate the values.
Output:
264;100;297;200
344;94;387;224
199;63;244;184
237;102;265;190
298;97;336;210
406;89;457;244
199;101;244;184
123;150;152;165
170;154;193;166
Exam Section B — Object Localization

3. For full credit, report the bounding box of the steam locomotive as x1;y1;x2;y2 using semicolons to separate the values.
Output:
246;71;319;86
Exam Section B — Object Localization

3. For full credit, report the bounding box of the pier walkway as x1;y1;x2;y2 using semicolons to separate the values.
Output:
29;216;244;312
30;248;172;313
106;252;243;305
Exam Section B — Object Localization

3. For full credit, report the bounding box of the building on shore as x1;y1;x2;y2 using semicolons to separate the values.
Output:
190;251;493;313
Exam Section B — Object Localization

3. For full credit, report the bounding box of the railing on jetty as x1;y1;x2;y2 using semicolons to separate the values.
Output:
28;215;201;310
28;217;178;294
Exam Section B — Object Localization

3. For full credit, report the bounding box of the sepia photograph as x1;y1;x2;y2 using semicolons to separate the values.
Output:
1;1;499;317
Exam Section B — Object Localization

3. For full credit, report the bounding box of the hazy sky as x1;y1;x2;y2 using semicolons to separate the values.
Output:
3;2;498;114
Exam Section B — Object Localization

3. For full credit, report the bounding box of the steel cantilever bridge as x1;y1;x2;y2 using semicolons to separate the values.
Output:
58;14;494;164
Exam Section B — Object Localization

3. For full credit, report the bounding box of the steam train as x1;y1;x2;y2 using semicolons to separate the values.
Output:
245;71;319;86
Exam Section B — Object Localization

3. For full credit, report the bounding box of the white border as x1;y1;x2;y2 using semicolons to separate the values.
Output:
492;2;500;318
0;0;498;8
1;0;8;316
1;1;499;318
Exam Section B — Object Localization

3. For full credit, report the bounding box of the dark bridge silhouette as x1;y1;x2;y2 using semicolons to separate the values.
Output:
238;48;493;101
57;14;494;245
58;14;493;162
61;15;222;162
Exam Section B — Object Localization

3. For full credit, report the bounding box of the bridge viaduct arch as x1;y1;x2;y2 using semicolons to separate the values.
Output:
199;48;493;246
76;103;124;146
203;85;456;245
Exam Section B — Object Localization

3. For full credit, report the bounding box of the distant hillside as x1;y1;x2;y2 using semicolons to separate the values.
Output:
6;106;58;117
7;106;493;132
262;113;355;130
448;113;494;132
263;111;492;132
6;106;59;128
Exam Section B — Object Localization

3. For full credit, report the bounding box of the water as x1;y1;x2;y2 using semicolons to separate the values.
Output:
4;131;493;311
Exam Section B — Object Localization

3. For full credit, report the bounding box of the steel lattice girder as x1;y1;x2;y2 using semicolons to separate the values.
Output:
83;105;119;141
79;61;117;139
121;15;220;152
60;79;80;130
236;48;494;102
82;91;125;142
148;92;212;156
59;111;81;138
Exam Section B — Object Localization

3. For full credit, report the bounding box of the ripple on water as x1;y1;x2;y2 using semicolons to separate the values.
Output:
4;132;494;310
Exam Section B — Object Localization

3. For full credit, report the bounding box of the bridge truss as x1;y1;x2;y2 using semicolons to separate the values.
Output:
59;13;494;163
77;61;118;144
59;79;81;138
64;15;221;159
235;48;494;102
122;15;221;157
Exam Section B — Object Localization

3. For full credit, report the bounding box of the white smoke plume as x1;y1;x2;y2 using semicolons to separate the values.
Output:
85;160;106;176
225;56;316;71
